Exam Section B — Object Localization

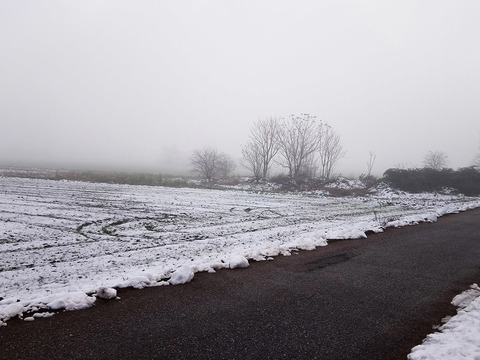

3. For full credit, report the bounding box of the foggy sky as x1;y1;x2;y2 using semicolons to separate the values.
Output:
1;1;480;176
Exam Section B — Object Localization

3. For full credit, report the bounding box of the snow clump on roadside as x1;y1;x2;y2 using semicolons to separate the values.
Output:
169;265;195;285
96;287;117;300
408;284;480;360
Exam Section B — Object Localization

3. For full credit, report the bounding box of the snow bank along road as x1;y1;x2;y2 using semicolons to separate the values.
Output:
1;181;480;359
0;178;480;358
1;176;479;327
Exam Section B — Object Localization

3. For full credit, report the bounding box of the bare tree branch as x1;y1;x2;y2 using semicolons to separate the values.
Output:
242;117;280;180
241;142;263;181
423;151;448;170
190;148;221;183
317;123;346;180
277;114;318;180
367;151;376;177
217;153;236;179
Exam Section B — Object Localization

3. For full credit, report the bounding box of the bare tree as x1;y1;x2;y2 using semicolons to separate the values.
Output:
241;143;263;181
190;148;221;182
423;150;448;170
317;123;346;180
242;117;280;180
217;153;236;179
366;151;376;177
277;114;318;180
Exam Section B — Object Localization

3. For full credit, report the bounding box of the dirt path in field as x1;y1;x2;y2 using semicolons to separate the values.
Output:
2;208;480;360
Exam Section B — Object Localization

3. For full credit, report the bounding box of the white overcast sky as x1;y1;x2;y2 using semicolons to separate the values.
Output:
1;0;479;176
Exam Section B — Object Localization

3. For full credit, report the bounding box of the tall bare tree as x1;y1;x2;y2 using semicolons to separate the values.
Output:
423;150;448;170
241;143;263;181
190;148;221;183
217;153;236;179
277;114;318;180
366;151;376;177
317;123;346;180
242;117;280;180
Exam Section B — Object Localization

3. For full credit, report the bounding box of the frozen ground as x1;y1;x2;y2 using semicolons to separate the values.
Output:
1;177;479;331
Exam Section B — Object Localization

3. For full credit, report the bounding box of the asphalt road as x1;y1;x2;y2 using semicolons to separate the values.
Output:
2;208;480;360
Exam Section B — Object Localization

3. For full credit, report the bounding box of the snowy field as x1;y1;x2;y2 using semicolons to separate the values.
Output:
1;177;480;332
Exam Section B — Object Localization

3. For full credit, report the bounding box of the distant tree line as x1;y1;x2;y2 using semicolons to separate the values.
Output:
0;168;168;187
384;150;480;196
383;167;480;196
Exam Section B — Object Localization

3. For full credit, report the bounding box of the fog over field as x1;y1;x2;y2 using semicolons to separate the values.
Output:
1;1;480;176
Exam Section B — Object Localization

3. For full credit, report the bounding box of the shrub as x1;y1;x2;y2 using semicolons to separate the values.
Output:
383;167;480;195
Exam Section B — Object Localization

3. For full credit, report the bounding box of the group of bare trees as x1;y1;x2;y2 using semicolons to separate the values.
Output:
242;114;345;181
190;114;345;183
241;117;281;180
191;114;346;183
190;148;236;183
190;119;479;183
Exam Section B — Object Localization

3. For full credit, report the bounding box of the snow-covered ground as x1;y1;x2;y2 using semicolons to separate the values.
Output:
408;284;480;360
1;177;479;332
